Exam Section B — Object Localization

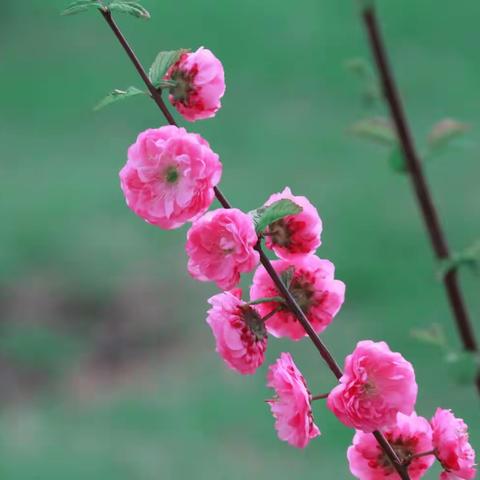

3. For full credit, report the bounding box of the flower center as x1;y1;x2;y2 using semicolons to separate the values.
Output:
363;378;377;396
289;276;315;313
165;166;179;184
267;219;292;247
170;68;196;104
240;305;267;341
378;439;415;472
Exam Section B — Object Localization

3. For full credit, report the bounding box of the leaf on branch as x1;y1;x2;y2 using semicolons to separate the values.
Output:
107;1;150;19
61;0;103;16
350;117;397;146
388;144;407;173
148;49;189;87
427;118;470;154
344;57;380;107
410;323;447;348
94;86;147;111
437;240;480;278
280;266;295;290
250;199;302;235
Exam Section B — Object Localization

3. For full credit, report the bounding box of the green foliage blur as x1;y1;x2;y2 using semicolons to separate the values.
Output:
0;0;479;478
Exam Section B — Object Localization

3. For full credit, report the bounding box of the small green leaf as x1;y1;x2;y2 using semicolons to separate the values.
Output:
350;117;397;146
410;323;447;348
438;240;480;278
148;49;188;87
428;118;469;153
94;86;147;111
388;145;407;173
344;57;380;107
107;1;150;18
280;266;295;289
250;199;302;235
61;0;103;16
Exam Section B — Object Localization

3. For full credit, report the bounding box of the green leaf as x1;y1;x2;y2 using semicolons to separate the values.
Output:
410;323;447;348
148;49;188;87
388;144;407;173
344;57;380;107
250;199;302;235
280;266;295;289
61;0;103;16
438;241;480;278
94;86;147;111
445;350;480;385
107;1;150;18
427;118;470;154
350;117;397;146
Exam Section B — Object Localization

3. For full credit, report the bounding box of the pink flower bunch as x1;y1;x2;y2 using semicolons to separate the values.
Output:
114;41;477;476
207;290;267;375
120;126;222;229
327;340;418;432
164;47;225;122
266;352;320;448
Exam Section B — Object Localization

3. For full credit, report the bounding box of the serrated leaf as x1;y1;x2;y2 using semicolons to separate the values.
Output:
350;117;397;146
61;0;103;16
280;266;295;289
427;118;470;156
388;144;406;173
411;323;447;348
108;1;150;18
438;240;480;278
250;199;302;235
148;49;188;87
94;86;146;111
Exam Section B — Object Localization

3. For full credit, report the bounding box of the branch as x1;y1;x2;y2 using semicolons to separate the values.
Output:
360;5;479;394
96;8;411;478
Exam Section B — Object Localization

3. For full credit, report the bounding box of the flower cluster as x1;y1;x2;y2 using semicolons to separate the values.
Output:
117;45;477;479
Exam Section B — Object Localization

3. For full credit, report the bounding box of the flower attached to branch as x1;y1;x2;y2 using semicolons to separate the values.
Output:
262;187;322;259
164;47;225;122
120;126;222;229
186;208;259;290
327;340;418;433
267;352;320;448
206;290;267;375
250;255;345;340
431;408;476;480
348;412;435;480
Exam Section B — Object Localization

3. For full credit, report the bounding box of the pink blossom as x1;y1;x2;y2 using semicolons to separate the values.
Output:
431;408;476;480
120;126;222;229
249;255;345;340
164;47;225;122
206;289;267;375
327;340;417;432
263;187;322;259
186;208;259;290
348;412;435;480
267;352;320;448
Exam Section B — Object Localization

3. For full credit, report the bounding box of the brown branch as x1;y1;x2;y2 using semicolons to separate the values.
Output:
360;6;479;393
95;8;411;479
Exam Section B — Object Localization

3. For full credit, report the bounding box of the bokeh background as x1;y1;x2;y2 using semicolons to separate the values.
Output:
1;0;479;478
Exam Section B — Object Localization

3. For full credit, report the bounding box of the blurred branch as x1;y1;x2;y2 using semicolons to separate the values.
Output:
359;6;479;394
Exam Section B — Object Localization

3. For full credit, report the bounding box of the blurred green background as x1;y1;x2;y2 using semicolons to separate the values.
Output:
0;0;479;478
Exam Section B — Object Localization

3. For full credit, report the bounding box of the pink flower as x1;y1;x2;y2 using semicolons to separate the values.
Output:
120;126;222;229
348;412;435;480
206;289;267;375
431;408;476;480
267;352;320;448
186;208;259;290
327;340;417;432
263;187;322;259
164;47;225;122
249;255;345;340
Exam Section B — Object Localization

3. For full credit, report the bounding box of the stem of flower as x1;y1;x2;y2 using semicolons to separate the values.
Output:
405;449;436;463
261;306;284;322
311;393;329;401
360;5;480;394
96;9;411;479
248;296;286;306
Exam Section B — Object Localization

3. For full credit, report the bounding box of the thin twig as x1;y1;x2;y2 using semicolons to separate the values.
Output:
96;9;411;478
361;6;479;394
